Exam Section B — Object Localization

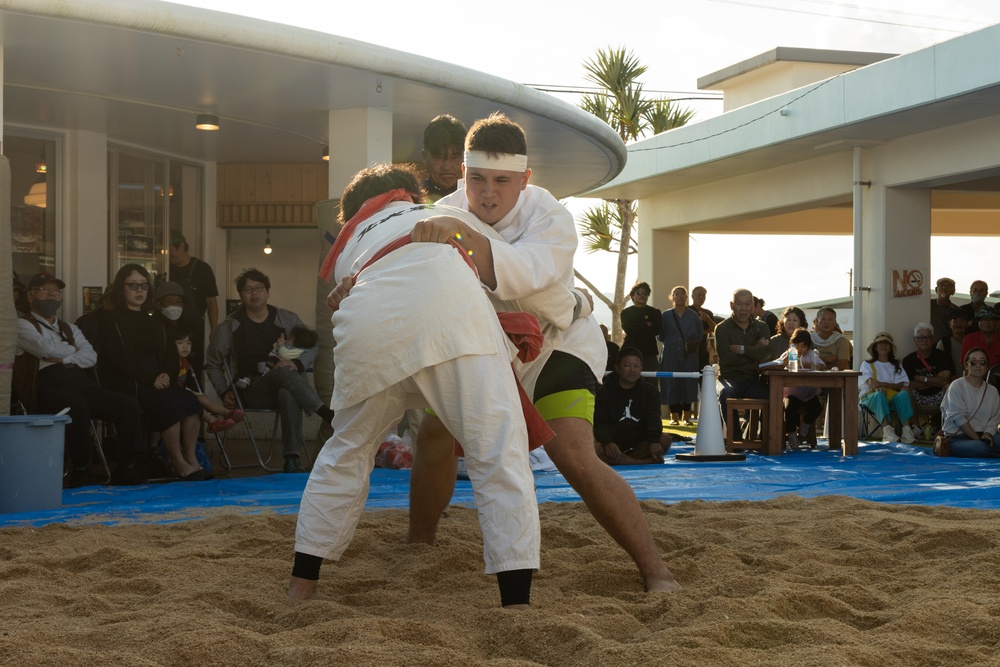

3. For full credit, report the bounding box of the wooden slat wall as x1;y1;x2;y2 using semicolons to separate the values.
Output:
216;163;328;228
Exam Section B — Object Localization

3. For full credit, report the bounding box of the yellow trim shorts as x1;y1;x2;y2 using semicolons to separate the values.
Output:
534;389;595;424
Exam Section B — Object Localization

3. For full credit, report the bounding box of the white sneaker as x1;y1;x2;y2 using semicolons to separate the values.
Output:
882;425;900;442
901;425;917;444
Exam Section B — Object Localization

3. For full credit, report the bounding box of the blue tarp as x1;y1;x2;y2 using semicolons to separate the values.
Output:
2;440;999;527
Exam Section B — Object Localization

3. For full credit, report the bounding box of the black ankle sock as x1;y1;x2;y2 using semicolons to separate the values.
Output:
292;551;323;580
315;405;335;423
496;569;533;607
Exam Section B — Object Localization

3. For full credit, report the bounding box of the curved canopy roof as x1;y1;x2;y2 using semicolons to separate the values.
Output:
0;0;625;197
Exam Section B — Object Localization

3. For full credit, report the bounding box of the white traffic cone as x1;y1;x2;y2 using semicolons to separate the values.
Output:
676;365;746;462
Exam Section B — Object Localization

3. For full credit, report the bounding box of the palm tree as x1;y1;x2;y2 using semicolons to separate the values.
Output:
576;47;694;343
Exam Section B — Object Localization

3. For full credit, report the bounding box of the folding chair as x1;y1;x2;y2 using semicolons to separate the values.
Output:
88;419;113;484
858;402;882;441
214;358;313;473
987;364;1000;392
15;396;112;485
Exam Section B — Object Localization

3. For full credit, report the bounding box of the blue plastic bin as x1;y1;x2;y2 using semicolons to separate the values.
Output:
0;413;71;513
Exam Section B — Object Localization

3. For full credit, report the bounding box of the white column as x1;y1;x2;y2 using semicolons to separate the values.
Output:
315;107;393;407
63;129;108;318
327;108;393;199
648;228;689;311
859;185;932;358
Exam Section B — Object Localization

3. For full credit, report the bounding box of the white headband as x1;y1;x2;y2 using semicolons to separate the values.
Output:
464;150;528;172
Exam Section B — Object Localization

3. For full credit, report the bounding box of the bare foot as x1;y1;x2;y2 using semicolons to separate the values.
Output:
645;572;682;593
287;576;324;600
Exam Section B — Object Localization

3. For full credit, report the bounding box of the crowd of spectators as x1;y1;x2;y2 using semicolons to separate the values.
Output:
13;258;324;485
599;277;1000;460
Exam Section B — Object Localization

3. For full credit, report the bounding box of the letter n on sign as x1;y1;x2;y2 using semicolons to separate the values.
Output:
892;268;924;298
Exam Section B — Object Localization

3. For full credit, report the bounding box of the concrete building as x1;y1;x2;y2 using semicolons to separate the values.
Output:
1;0;624;326
588;25;1000;363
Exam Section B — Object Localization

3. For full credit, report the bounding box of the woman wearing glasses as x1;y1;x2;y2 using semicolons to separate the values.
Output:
938;347;1000;458
902;322;954;411
97;263;210;481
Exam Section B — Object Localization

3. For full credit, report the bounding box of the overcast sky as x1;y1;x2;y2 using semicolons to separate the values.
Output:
176;0;1000;319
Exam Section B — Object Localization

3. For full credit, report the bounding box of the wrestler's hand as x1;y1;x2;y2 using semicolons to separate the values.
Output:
273;360;297;371
411;215;475;245
604;442;623;463
222;391;236;410
412;215;497;289
327;275;353;313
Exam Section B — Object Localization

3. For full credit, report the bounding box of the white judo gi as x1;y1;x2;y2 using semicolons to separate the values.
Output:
295;201;540;575
440;184;606;397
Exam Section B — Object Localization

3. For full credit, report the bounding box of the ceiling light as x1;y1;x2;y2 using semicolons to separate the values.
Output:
322;147;329;161
263;228;272;255
24;178;46;208
35;150;47;174
196;114;220;131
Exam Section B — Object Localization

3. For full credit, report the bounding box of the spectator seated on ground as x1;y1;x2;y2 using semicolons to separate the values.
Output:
938;347;1000;458
594;347;671;465
15;273;146;487
960;305;1000;368
205;268;334;474
902;322;954;412
859;332;917;444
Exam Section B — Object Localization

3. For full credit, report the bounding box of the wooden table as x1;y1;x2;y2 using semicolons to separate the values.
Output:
765;370;862;456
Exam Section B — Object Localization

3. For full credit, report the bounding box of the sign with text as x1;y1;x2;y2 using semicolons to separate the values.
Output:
892;268;924;298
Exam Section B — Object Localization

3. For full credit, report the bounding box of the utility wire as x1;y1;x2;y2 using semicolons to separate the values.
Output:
699;0;974;33
793;0;987;26
630;72;843;152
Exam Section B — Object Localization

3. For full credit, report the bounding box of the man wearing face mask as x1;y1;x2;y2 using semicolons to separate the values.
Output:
13;273;145;487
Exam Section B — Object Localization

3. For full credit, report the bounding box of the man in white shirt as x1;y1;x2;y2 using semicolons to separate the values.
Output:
406;113;680;593
14;273;145;486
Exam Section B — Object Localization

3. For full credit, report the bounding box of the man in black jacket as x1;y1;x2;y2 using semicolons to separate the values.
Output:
594;347;671;465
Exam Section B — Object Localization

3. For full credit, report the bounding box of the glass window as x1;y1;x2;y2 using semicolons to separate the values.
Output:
8;135;58;285
108;149;202;288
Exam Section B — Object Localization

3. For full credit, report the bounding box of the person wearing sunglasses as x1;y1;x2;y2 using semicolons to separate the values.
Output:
938;347;1000;457
97;263;210;482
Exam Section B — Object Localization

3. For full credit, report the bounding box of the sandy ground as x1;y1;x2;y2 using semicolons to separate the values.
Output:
2;495;999;666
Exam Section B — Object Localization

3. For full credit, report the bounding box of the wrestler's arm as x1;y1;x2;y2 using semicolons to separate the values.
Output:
486;202;576;302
